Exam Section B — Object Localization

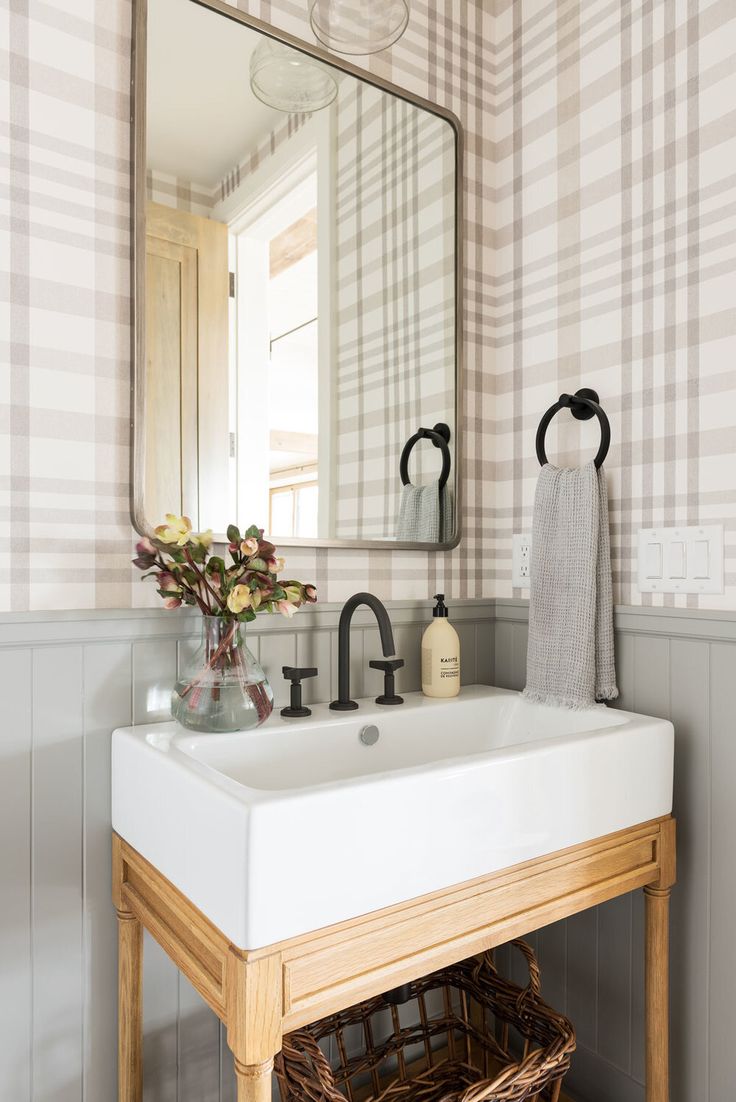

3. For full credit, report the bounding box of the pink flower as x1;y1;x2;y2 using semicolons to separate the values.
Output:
136;537;156;556
158;572;179;592
277;599;298;618
305;585;317;603
163;596;182;610
241;537;259;556
268;556;286;574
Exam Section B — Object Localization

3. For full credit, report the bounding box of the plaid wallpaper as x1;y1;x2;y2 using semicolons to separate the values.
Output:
146;168;216;214
2;0;735;611
218;110;309;200
492;0;736;611
332;83;456;540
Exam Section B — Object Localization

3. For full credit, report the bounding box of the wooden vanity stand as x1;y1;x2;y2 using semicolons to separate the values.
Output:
113;815;675;1102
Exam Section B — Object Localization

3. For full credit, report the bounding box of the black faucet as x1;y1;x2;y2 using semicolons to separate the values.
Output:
329;592;397;710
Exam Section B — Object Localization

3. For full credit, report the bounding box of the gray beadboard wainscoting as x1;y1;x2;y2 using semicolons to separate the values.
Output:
1;598;734;1102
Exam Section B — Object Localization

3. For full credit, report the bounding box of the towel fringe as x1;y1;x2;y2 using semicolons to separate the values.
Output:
522;687;610;712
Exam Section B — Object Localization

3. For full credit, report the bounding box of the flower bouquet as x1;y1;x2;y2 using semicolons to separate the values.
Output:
133;516;316;732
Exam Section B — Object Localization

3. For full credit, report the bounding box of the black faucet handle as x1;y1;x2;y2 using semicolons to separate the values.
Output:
368;659;404;674
281;667;318;718
282;666;318;681
369;657;404;706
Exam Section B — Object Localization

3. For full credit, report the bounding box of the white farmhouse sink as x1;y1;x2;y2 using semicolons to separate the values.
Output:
112;684;673;950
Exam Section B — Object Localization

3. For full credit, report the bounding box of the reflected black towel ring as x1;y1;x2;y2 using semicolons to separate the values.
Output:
536;388;610;470
400;423;451;490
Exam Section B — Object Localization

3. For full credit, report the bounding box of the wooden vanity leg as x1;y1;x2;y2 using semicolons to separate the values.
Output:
644;885;671;1102
226;949;282;1102
644;817;676;1102
234;1057;274;1102
117;907;143;1102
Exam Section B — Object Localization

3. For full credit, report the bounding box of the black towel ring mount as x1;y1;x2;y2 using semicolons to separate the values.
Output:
400;423;451;490
536;388;610;470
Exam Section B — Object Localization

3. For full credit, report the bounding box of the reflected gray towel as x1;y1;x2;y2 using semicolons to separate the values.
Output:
524;461;617;709
397;483;454;543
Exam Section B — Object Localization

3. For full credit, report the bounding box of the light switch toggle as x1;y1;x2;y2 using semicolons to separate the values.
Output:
669;541;685;579
693;540;710;578
646;543;662;578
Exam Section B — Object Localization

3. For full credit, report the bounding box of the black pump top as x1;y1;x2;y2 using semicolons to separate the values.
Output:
433;593;449;618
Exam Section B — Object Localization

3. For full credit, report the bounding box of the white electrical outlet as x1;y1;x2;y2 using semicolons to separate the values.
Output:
512;533;532;588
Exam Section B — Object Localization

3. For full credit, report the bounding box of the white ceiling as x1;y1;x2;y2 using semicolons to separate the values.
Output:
146;0;288;188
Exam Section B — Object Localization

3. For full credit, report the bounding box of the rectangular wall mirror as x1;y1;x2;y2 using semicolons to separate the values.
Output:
132;0;462;549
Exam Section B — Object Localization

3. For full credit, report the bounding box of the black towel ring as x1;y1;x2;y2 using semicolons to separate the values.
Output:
536;388;610;470
400;423;451;490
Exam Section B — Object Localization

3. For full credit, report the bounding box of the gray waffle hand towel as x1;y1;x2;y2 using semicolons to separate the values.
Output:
523;461;618;709
396;483;454;543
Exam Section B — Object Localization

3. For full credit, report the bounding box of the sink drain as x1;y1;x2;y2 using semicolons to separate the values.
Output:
359;724;379;746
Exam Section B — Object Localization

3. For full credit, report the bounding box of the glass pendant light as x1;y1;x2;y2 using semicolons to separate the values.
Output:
250;38;338;112
308;0;410;55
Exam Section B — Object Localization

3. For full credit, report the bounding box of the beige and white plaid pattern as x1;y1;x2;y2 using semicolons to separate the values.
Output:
219;110;308;200
2;0;736;610
332;82;455;540
146;168;216;215
492;0;736;611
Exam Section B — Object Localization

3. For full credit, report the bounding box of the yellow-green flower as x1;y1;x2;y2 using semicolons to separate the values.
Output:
284;584;302;605
192;529;213;550
227;584;253;614
155;514;192;546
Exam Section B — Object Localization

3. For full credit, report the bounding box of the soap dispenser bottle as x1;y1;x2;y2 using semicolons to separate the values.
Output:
421;594;460;698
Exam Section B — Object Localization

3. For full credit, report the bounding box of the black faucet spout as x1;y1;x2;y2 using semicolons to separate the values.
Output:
329;592;396;710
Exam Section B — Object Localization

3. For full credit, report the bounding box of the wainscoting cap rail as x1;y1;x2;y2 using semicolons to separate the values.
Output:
0;599;496;649
494;597;736;643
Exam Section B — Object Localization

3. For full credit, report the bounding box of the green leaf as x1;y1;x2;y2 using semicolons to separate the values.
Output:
227;524;241;543
271;585;286;601
238;609;256;623
244;524;261;539
188;543;206;563
207;557;225;576
247;557;267;572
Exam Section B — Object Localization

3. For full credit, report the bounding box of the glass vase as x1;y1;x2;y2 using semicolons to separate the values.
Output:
171;616;274;733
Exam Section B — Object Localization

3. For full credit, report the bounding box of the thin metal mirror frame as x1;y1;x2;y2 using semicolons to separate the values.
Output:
131;0;463;552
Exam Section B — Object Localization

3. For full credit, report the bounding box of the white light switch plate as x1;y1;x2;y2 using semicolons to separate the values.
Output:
637;524;724;594
512;533;532;589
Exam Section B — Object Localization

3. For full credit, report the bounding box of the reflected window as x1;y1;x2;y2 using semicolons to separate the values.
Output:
267;208;319;537
270;479;318;538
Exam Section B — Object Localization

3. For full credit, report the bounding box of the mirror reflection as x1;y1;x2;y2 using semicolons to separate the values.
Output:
141;0;458;546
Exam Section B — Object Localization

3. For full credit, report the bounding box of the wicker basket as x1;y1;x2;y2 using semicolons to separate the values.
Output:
276;941;576;1102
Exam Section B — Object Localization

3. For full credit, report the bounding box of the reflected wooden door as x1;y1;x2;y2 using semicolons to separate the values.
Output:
145;201;229;530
